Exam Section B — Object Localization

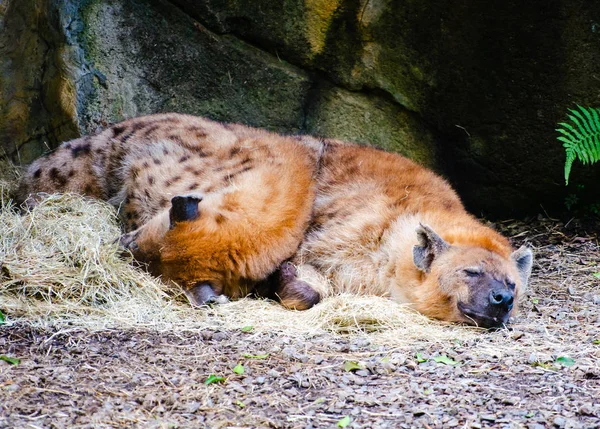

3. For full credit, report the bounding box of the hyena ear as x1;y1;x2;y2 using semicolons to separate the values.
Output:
511;245;533;286
413;224;449;273
170;195;202;228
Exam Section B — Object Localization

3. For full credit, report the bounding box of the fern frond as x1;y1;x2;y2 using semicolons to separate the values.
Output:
556;105;600;185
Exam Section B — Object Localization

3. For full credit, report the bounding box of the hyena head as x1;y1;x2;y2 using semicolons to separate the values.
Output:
412;224;533;329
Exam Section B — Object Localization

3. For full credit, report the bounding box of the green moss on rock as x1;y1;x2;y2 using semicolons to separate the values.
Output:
305;86;439;168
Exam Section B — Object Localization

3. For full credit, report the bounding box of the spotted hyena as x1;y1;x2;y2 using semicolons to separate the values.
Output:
17;113;533;328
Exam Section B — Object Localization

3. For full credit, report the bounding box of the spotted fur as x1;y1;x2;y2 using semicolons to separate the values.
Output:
17;113;533;327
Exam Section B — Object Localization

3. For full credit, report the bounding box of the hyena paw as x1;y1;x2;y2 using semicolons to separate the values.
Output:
186;282;229;307
119;231;140;252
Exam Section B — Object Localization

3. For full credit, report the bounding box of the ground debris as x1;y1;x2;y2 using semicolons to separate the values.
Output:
1;199;600;427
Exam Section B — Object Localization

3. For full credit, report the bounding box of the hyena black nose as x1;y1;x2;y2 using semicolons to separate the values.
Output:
489;289;514;311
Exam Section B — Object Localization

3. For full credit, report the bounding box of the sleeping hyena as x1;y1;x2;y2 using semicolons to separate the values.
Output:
17;113;533;328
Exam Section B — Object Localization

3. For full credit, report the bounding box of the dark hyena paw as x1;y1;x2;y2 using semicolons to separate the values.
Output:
119;230;140;252
186;282;229;307
276;262;321;310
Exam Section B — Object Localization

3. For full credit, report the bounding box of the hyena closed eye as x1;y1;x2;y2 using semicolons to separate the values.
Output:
17;113;533;328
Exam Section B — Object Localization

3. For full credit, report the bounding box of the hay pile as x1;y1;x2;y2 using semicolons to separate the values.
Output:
0;165;479;345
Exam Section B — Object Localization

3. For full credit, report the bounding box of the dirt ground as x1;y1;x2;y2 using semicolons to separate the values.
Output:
1;216;599;429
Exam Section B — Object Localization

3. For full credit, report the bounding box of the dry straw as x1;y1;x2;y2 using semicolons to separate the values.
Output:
0;164;480;345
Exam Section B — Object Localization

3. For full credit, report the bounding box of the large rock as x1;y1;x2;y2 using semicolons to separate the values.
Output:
0;0;437;169
305;85;439;167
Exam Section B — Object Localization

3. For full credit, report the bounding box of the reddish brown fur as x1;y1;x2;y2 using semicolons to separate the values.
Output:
17;114;533;326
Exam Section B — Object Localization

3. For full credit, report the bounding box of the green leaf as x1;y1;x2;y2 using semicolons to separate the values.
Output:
555;356;575;367
240;325;254;332
557;106;600;184
0;355;19;365
433;355;458;365
204;374;226;385
0;310;4;325
343;361;363;372
525;411;535;418
236;400;245;408
415;352;427;363
531;298;539;304
242;353;269;359
593;272;600;279
593;339;600;345
337;416;351;428
233;363;245;375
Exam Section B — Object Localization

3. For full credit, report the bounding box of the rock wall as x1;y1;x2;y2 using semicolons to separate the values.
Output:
2;0;600;216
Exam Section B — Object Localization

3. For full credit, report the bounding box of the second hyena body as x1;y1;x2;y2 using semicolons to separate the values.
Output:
18;113;533;328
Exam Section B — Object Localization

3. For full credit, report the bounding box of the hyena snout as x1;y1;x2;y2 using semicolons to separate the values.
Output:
489;288;514;313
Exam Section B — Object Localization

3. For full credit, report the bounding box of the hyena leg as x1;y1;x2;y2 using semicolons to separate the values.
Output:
271;262;321;310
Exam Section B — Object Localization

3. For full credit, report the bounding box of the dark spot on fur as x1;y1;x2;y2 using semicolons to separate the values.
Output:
68;170;75;177
113;125;126;137
443;200;456;211
163;148;169;155
142;161;150;169
72;143;91;158
227;252;238;270
221;200;240;213
49;168;67;187
153;159;161;165
187;183;198;191
215;214;226;224
33;169;41;179
144;189;151;199
168;135;184;145
159;198;168;207
83;184;94;195
172;176;182;183
148;176;155;185
179;155;190;163
120;130;137;143
223;166;252;183
142;124;161;138
131;122;147;132
126;212;133;220
131;222;138;230
230;147;242;156
345;166;359;176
